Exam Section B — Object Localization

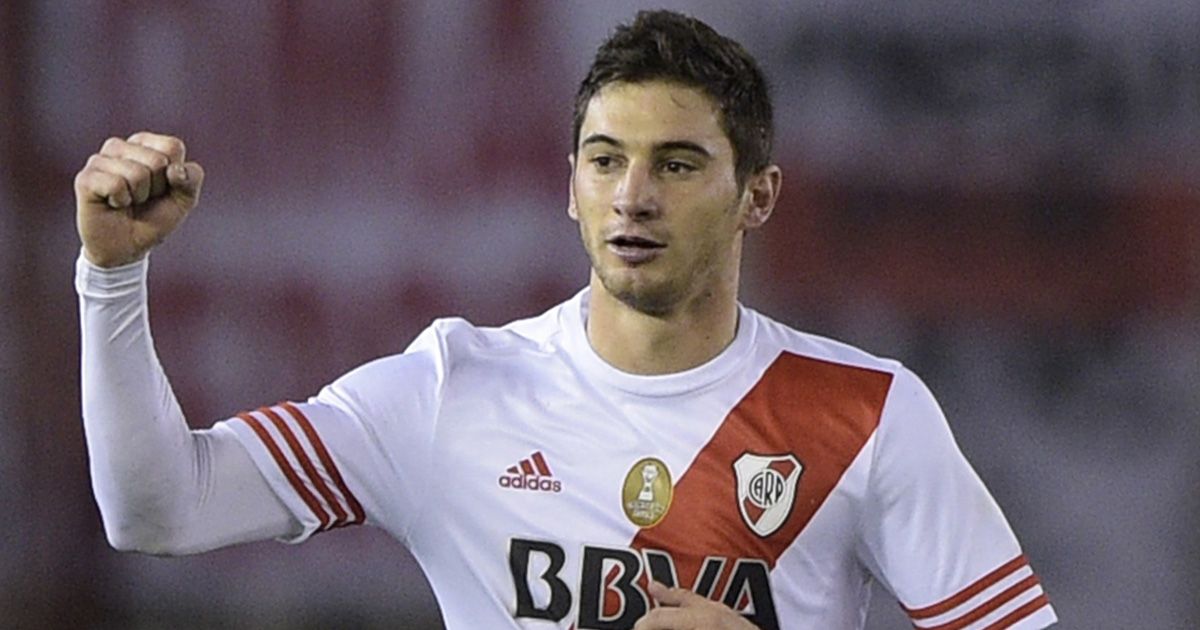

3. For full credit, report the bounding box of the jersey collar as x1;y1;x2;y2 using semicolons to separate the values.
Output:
560;288;758;397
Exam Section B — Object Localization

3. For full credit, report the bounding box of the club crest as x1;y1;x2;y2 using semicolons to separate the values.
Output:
733;453;803;537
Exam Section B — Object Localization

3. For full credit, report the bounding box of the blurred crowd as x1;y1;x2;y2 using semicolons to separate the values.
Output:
1;1;1196;628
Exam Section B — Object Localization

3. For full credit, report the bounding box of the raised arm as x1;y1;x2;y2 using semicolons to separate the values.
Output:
75;132;299;554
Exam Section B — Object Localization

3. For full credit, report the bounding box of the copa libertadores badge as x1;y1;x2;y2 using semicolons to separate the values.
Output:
734;452;803;537
622;457;673;528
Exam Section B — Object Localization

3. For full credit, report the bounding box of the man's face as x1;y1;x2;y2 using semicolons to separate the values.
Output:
569;81;753;315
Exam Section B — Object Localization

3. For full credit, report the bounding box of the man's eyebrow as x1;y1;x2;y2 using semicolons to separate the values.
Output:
580;135;712;159
581;134;622;149
655;140;711;158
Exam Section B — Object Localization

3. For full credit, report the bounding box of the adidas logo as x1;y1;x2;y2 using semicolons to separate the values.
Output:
498;451;562;493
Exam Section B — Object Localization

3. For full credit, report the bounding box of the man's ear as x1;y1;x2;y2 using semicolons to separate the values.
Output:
741;165;782;230
567;153;579;221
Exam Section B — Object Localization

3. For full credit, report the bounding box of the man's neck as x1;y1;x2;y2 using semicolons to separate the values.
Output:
585;275;740;376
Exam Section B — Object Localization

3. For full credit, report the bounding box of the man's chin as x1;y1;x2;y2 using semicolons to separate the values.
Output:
597;271;680;317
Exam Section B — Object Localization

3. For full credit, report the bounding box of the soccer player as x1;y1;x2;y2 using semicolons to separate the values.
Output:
74;10;1057;630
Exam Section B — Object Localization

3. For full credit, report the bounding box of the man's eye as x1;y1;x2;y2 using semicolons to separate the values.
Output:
663;160;695;174
592;156;614;168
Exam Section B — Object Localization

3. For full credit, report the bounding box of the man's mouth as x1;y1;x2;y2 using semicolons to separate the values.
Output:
606;234;665;264
607;235;665;249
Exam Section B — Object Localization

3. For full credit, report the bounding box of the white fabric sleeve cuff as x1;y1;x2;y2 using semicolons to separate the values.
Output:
75;250;148;299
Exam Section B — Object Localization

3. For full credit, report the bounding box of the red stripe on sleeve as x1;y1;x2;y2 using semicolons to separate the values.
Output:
280;402;366;526
236;412;331;530
259;406;349;528
982;594;1051;630
905;555;1029;620
921;574;1041;630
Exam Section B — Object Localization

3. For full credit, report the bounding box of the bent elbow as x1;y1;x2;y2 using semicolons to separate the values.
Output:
102;519;189;556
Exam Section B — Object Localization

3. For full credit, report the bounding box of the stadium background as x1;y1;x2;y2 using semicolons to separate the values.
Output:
1;1;1197;627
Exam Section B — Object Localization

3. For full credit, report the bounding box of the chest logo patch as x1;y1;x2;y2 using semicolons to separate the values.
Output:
733;453;803;537
621;457;673;528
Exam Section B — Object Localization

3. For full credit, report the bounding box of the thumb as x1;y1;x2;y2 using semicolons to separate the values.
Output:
167;161;205;205
647;581;701;607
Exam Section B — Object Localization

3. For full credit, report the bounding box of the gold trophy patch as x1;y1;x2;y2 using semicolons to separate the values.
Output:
622;457;673;528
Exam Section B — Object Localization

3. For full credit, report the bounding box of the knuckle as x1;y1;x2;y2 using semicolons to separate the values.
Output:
128;163;152;187
76;170;104;192
101;136;124;153
100;175;124;195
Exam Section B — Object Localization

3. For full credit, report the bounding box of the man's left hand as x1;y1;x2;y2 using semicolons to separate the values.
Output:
633;581;759;629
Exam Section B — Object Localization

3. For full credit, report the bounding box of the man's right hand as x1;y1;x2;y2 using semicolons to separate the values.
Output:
75;132;205;268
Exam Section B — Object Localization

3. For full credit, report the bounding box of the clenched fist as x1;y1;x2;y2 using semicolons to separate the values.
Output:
74;132;205;267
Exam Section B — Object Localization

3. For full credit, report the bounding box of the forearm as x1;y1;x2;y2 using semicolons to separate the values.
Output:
75;252;295;553
77;252;197;549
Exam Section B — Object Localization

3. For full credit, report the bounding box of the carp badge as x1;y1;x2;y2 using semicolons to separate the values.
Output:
733;452;803;537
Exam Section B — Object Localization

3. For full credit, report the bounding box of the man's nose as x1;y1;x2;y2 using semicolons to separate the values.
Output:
612;164;660;220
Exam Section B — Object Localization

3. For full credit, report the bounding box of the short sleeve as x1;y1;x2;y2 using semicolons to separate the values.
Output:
858;369;1057;629
218;323;448;544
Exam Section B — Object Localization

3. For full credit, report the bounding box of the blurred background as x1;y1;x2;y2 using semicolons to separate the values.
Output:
2;0;1197;628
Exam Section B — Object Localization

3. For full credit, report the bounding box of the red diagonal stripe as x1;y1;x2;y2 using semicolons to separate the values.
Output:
630;352;892;598
520;459;535;475
922;574;1041;630
281;402;366;526
905;555;1029;620
259;406;348;529
982;594;1051;630
532;451;552;476
236;412;330;530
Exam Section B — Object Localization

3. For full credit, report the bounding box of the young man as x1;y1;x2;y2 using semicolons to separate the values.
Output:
75;10;1056;630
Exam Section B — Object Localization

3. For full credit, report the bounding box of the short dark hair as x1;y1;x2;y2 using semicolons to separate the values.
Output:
572;10;774;188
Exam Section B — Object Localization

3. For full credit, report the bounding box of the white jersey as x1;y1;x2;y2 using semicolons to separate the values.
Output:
217;289;1056;629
